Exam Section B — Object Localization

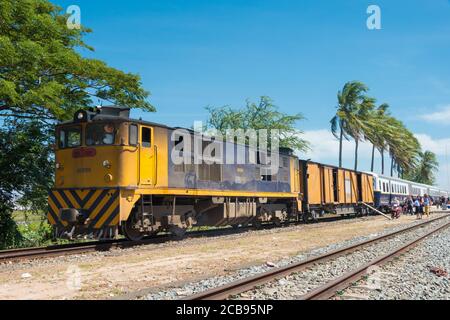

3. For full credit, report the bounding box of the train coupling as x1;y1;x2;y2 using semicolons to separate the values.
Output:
60;208;90;225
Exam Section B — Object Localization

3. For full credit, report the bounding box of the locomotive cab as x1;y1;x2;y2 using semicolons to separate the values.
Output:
54;106;157;189
49;106;158;239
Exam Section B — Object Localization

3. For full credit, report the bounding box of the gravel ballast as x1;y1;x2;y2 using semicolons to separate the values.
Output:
142;214;450;300
336;225;450;300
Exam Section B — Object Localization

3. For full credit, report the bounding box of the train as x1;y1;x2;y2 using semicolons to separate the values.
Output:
47;106;449;240
372;173;448;210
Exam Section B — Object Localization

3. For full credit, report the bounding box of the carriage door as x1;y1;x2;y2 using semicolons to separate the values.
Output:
332;169;339;203
356;173;363;202
139;126;156;185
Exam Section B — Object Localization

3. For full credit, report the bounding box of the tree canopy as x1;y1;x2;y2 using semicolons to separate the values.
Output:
206;96;310;152
0;0;153;248
0;0;153;124
404;151;439;185
331;81;436;185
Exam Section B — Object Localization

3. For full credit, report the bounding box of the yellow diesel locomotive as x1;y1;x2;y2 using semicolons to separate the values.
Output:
48;106;374;240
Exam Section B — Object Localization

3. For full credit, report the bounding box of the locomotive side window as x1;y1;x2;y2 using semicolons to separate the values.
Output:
58;126;81;149
142;127;151;148
86;123;115;146
129;124;138;146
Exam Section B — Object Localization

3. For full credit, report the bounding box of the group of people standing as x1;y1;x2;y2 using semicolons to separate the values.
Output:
391;195;449;219
403;195;433;219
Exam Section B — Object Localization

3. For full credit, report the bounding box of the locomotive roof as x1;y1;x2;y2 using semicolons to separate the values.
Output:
58;106;296;156
57;105;172;130
300;159;372;176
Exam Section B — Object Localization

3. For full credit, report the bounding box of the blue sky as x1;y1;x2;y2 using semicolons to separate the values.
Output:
53;0;450;187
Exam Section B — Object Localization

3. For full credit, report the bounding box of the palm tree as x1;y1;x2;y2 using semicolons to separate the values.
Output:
364;103;390;172
330;81;370;168
406;151;439;185
385;117;421;177
352;96;376;171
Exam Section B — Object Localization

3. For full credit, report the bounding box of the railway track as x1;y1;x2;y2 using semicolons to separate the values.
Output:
0;213;367;263
301;218;450;300
0;227;248;263
184;213;450;300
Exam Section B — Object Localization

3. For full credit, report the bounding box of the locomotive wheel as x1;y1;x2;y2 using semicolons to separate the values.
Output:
122;219;145;241
170;225;187;238
273;218;282;227
303;210;318;223
253;219;262;229
310;210;319;222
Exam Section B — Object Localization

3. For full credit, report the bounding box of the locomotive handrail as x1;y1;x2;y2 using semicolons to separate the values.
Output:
153;145;158;186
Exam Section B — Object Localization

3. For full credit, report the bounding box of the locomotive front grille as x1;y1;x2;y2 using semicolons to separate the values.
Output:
48;188;120;232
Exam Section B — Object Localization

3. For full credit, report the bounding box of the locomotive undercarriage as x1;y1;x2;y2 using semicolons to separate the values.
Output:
304;203;371;222
121;195;299;241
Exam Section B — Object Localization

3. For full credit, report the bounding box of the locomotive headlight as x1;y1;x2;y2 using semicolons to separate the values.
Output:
77;112;84;120
104;174;113;182
56;162;63;170
102;160;111;169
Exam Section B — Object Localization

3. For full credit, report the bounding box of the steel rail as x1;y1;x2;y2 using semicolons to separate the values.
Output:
300;219;450;300
0;212;369;263
184;214;450;300
0;228;239;262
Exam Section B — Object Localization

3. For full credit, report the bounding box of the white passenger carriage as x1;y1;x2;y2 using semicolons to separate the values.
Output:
370;172;448;210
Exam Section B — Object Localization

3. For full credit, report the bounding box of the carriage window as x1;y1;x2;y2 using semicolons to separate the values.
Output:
86;123;115;146
58;126;81;149
129;124;138;146
142;127;151;148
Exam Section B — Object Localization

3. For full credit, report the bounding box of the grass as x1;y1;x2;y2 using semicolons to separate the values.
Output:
11;210;71;248
12;210;44;224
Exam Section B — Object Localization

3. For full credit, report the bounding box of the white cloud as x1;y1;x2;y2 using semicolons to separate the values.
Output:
414;133;450;189
414;133;450;156
420;105;450;124
299;129;373;168
297;129;450;189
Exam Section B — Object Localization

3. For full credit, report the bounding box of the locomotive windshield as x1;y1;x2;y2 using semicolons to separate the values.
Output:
86;123;116;146
58;126;81;149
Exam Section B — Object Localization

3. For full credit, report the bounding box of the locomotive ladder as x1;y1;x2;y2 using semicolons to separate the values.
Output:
361;202;392;220
140;195;155;226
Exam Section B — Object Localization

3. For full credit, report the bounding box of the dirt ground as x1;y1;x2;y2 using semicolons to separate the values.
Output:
0;213;444;300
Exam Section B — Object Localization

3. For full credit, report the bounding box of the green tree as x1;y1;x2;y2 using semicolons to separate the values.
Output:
0;120;54;248
206;96;310;152
0;0;153;122
0;0;153;248
404;151;439;185
384;117;420;178
330;81;371;169
364;103;390;172
352;96;376;171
